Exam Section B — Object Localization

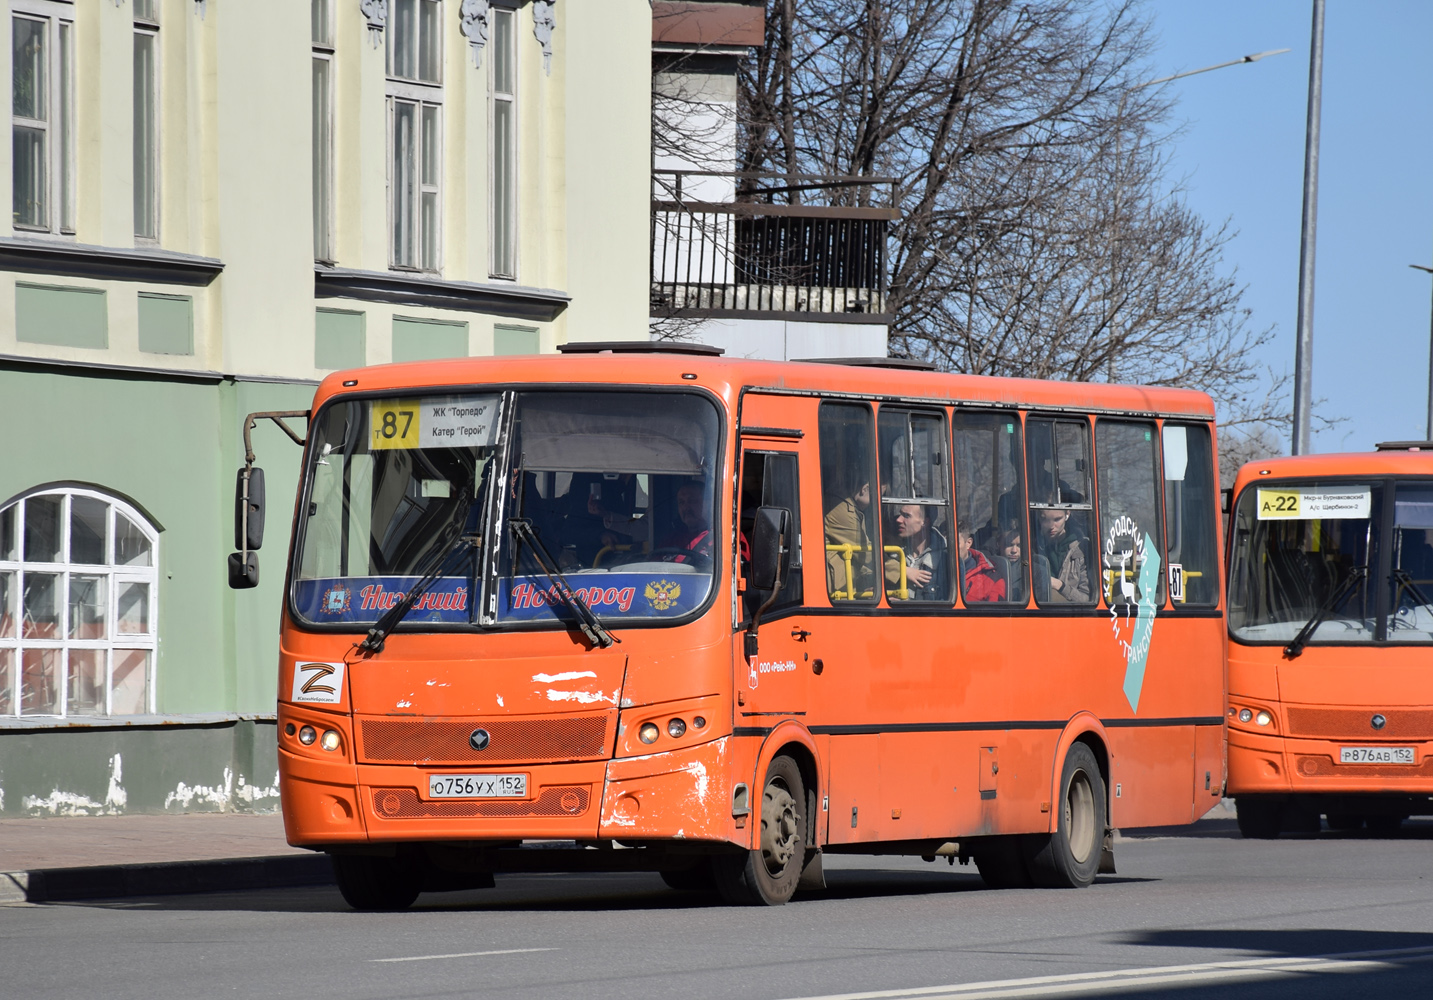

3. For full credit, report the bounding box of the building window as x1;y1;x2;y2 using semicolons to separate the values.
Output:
387;0;442;271
312;0;335;262
133;0;159;240
11;3;75;234
0;489;159;719
489;6;516;278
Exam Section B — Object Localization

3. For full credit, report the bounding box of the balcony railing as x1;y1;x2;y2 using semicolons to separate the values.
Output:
651;171;897;317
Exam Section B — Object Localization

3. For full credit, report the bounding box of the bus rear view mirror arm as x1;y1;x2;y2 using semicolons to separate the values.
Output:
746;506;792;656
227;410;309;591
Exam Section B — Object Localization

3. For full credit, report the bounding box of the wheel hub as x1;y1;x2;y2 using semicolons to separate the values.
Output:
761;779;800;874
1065;769;1096;864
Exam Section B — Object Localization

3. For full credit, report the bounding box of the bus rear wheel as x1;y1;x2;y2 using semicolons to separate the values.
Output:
332;853;422;911
713;755;806;906
1023;741;1105;889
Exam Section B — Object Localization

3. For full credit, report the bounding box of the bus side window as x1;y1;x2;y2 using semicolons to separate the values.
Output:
1162;423;1218;605
1096;420;1166;611
739;450;803;618
878;408;953;603
1027;417;1096;605
952;411;1028;605
818;402;879;603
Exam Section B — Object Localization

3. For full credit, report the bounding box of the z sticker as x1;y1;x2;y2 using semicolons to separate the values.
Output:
292;661;345;704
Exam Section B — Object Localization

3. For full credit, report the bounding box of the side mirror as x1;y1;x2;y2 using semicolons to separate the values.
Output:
749;506;791;592
228;551;259;589
235;467;265;551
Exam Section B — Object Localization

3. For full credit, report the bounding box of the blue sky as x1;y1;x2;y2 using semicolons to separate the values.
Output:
1147;0;1433;452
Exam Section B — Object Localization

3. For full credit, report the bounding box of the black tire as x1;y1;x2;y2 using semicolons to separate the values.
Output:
713;756;807;905
659;858;717;893
1325;812;1363;831
1235;796;1283;839
1023;741;1106;888
971;837;1034;889
332;853;422;911
1365;814;1404;834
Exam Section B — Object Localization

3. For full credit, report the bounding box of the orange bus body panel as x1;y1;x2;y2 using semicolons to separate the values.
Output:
276;355;1224;857
1226;450;1433;801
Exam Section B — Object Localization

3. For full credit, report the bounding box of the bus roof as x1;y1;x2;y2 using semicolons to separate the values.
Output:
313;352;1216;420
1233;447;1433;492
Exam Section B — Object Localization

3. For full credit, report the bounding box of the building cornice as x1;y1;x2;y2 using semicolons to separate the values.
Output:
0;238;224;286
314;265;570;322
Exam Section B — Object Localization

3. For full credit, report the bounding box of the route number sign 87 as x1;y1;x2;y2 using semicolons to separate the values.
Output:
370;400;421;450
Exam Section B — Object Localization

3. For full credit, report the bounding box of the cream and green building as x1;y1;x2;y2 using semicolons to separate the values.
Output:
0;0;651;814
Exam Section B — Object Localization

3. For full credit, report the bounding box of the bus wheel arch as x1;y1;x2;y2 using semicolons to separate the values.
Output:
750;723;822;849
1047;717;1112;832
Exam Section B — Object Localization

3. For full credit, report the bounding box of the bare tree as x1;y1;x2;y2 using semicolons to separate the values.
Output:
737;0;1285;431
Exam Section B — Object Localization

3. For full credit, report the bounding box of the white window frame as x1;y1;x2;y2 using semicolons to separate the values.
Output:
133;1;160;241
488;4;517;279
0;489;160;719
386;0;443;272
312;0;335;262
11;1;75;236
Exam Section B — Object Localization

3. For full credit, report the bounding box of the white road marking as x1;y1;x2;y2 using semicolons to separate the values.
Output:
776;945;1433;1000
372;947;557;964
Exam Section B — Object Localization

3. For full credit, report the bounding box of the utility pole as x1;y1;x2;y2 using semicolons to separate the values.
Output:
1291;0;1325;455
1411;263;1433;440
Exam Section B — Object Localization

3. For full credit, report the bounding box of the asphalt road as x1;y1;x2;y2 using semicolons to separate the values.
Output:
5;820;1433;999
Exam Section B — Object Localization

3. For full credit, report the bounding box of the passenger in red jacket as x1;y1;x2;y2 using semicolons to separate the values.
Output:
957;519;1006;603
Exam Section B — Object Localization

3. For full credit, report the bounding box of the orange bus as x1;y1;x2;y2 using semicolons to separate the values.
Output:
1225;443;1433;837
231;346;1226;909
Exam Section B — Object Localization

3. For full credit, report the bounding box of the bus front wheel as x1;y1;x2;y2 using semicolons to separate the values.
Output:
332;852;422;911
1023;741;1105;888
1234;796;1283;839
714;755;807;905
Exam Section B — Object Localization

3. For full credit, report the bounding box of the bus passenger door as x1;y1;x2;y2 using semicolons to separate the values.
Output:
737;444;814;734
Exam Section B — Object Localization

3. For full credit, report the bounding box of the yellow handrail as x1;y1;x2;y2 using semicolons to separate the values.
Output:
883;545;910;600
593;543;639;568
825;543;863;600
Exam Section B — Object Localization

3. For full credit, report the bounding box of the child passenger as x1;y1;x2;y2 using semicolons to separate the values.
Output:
958;519;1006;603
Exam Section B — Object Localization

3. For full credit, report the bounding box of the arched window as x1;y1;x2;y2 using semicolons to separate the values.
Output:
0;488;159;718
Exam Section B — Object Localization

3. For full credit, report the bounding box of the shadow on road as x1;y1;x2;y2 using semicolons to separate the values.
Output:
1105;928;1433;1000
55;865;1005;914
1123;817;1433;842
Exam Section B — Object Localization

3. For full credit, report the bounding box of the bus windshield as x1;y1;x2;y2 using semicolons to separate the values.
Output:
290;388;722;630
495;390;721;626
1228;479;1433;645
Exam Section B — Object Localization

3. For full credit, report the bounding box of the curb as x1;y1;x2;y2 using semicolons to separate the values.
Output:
0;853;334;904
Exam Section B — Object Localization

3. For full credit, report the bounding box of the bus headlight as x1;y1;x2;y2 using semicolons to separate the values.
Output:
1238;709;1252;723
667;718;686;738
639;723;660;744
1255;711;1272;727
298;725;317;745
320;729;341;751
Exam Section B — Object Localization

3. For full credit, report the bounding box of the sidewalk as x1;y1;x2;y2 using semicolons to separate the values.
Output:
0;812;333;904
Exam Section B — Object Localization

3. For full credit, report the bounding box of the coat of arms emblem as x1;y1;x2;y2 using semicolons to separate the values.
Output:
644;579;681;611
320;585;352;615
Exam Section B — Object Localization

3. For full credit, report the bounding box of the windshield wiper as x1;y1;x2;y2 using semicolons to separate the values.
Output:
508;517;619;649
1285;565;1368;658
359;532;480;655
1391;568;1433;628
